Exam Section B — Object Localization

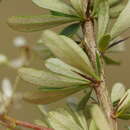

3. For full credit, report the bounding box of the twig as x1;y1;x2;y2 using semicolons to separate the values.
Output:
0;115;53;130
72;70;98;83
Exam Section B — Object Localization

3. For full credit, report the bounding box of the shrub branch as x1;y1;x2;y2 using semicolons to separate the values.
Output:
83;0;118;130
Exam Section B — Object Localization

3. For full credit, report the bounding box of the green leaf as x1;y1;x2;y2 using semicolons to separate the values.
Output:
50;11;79;18
103;55;120;65
90;105;111;130
23;86;86;104
32;0;78;16
45;58;88;82
77;88;92;110
66;103;88;129
33;40;54;60
97;0;109;42
92;0;101;16
7;14;79;32
47;108;84;130
96;52;101;76
98;34;111;52
69;0;85;18
38;105;48;116
35;120;49;128
111;0;130;39
118;113;130;120
37;105;87;130
108;36;129;50
110;4;125;19
19;68;87;88
106;36;126;53
107;43;125;53
109;0;122;7
41;30;97;79
35;105;49;127
111;83;126;104
60;23;80;37
89;120;99;130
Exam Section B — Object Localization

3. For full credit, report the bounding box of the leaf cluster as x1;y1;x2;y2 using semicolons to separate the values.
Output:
6;0;130;129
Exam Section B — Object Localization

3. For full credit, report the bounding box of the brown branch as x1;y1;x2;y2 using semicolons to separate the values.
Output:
82;18;97;70
0;114;53;130
82;0;118;130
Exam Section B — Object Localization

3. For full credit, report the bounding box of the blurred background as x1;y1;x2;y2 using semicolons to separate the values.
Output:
0;0;130;129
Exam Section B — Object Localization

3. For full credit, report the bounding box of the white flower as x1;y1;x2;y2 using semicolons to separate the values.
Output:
2;78;13;98
10;58;25;68
0;78;13;114
0;54;8;65
13;36;27;47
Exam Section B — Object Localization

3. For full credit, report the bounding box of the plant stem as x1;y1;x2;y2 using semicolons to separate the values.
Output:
83;1;118;130
0;115;53;130
95;67;117;130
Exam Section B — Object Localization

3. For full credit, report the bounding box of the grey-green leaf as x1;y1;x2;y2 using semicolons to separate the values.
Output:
92;0;101;16
117;89;130;117
41;30;97;79
89;120;99;130
106;36;126;53
48;108;84;130
32;40;54;60
32;0;78;16
45;58;88;82
111;83;126;104
7;14;79;32
67;103;88;130
24;86;86;104
90;105;111;130
97;0;109;42
110;0;130;39
19;68;87;88
69;0;85;18
50;11;78;18
110;4;125;19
